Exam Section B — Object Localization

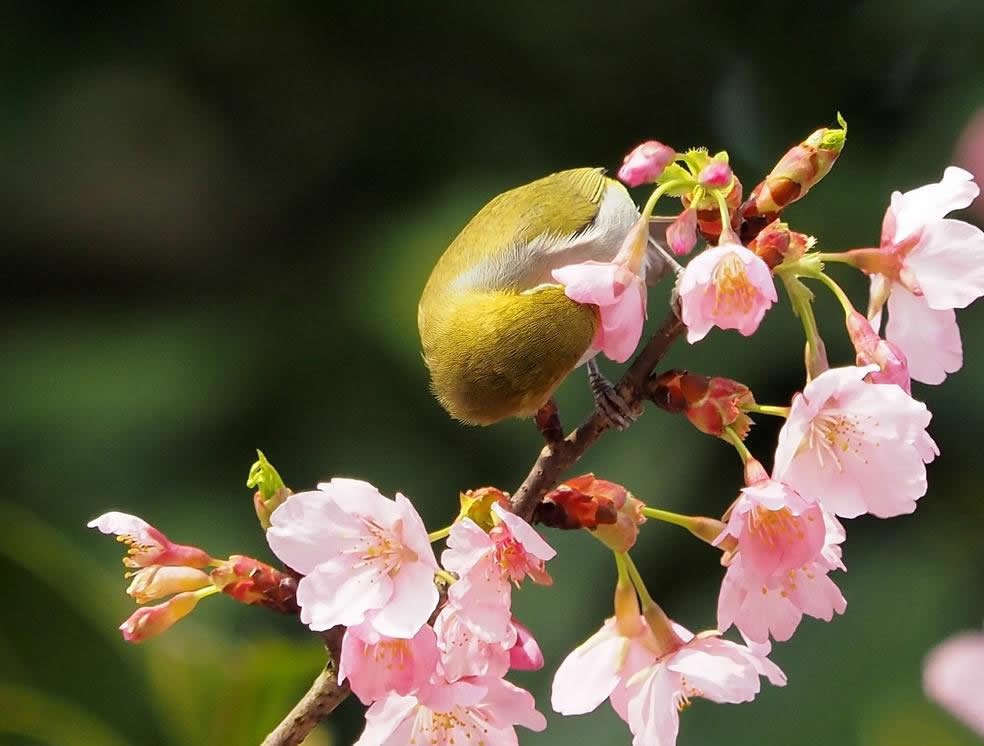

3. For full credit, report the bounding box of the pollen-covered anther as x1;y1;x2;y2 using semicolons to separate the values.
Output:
712;253;757;314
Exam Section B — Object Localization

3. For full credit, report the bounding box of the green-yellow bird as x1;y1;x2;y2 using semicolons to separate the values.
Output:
418;167;671;428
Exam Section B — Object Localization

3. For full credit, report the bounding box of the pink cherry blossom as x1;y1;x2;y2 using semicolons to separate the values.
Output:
433;603;512;682
441;505;554;644
858;167;984;383
618;140;676;187
717;476;826;584
88;511;212;569
125;566;212;604
339;620;440;705
552;617;784;746
266;478;439;638
667;208;698;256
119;590;204;643
718;510;847;644
354;676;546;746
679;243;778;343
846;309;911;392
924;628;984;736
773;366;937;519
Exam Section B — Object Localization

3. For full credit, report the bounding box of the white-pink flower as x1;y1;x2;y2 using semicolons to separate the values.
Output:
846;309;912;392
266;478;439;638
773;366;937;519
717;510;847;644
717;476;826;584
441;504;555;643
354;676;546;746
862;167;984;384
88;511;212;569
552;218;650;364
339;620;440;705
552;617;785;746
433;603;512;682
679;243;778;343
924;627;984;737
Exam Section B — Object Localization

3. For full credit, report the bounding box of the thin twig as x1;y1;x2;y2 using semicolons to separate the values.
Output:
261;627;349;746
510;309;686;520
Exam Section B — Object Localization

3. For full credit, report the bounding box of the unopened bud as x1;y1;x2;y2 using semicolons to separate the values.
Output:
846;310;912;393
648;370;754;438
618;140;677;187
742;114;847;224
743;458;770;486
698;161;734;189
126;565;211;604
210;555;299;614
119;591;202;643
539;475;622;530
247;450;291;529
509;620;544;671
667;208;699;256
593;494;646;553
749;221;815;268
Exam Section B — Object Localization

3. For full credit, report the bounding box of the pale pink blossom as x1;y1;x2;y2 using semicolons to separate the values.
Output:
339;621;440;705
773;366;937;519
718;511;847;644
119;590;203;643
442;504;554;642
667;208;698;256
679;243;778;343
88;511;211;569
618;141;676;187
355;676;546;746
267;478;439;638
125;566;212;604
846;309;911;392
860;167;984;383
552;617;784;745
717;476;826;584
924;628;984;736
433;603;512;682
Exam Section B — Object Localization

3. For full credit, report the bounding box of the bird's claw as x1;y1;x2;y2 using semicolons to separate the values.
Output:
587;359;641;431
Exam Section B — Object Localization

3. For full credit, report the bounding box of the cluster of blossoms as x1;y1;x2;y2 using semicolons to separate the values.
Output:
88;119;984;745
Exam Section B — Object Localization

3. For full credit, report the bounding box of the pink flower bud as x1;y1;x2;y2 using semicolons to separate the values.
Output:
845;310;912;393
88;511;212;569
617;140;676;187
667;208;698;256
119;591;202;643
125;566;212;604
508;620;544;671
699;161;734;189
210;555;299;614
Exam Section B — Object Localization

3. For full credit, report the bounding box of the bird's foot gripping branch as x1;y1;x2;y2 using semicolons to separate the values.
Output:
89;117;984;746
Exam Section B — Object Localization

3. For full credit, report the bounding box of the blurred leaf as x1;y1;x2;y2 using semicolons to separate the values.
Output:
0;683;128;746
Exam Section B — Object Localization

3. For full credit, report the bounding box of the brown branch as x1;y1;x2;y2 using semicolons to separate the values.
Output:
510;309;686;520
261;627;349;746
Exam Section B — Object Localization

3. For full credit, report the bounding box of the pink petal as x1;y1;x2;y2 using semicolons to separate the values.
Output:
509;619;544;671
598;277;646;362
267;489;366;575
354;694;419;746
370;559;440;638
394;493;440;571
891;166;980;243
551;621;627;715
478;677;548;732
885;285;962;384
492;503;557;561
924;630;984;736
552;262;621;306
904;218;984;310
625;665;681;746
296;560;392;631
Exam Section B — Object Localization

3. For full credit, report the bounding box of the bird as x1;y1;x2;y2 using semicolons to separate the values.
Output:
417;167;673;430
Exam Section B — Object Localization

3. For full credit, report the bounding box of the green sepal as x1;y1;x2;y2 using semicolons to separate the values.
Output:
246;450;285;501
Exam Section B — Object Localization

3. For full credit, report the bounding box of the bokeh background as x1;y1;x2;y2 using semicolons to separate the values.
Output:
2;2;983;745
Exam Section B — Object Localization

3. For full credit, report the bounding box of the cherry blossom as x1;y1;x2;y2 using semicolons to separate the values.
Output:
924;627;984;736
718;510;847;643
88;511;212;569
354;676;546;746
679;243;778;343
339;621;440;705
118;590;204;643
773;366;937;518
125;566;212;604
266;478;439;638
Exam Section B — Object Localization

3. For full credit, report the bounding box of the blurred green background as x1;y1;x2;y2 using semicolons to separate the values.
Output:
2;2;983;744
